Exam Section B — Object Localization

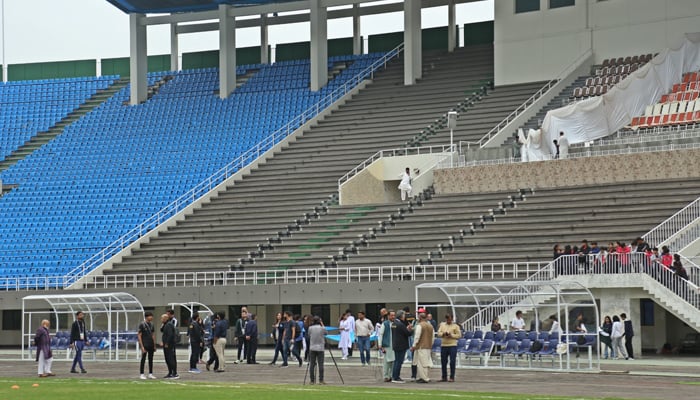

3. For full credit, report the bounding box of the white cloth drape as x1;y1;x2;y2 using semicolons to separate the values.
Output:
540;33;700;156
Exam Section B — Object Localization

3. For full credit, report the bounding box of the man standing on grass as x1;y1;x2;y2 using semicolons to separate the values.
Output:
138;312;156;380
355;311;374;366
378;310;395;382
391;310;413;383
161;313;179;379
411;309;434;383
209;311;228;372
188;312;203;374
307;316;327;385
245;313;259;364
35;319;54;378
69;311;87;374
235;309;248;364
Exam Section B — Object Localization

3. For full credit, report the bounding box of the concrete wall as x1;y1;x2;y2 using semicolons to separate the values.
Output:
340;152;450;206
434;148;700;195
495;0;700;85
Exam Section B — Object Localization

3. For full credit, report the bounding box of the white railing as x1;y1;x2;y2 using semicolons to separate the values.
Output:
664;224;700;254
571;127;700;148
57;44;405;288
441;141;700;169
643;197;700;250
462;252;700;331
551;253;700;308
476;79;558;147
477;49;593;148
78;262;547;290
337;144;454;187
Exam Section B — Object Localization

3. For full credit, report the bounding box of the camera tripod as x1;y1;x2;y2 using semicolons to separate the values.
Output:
303;337;344;385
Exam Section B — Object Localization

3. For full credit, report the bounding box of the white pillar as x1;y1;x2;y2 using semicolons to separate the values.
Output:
310;0;328;92
170;22;179;71
352;4;362;55
129;13;147;105
219;4;236;99
260;14;269;65
403;0;422;85
448;0;457;52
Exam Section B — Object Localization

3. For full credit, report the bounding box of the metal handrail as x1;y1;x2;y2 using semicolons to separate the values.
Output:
442;141;700;169
477;79;558;147
59;44;405;287
337;144;454;187
643;197;700;249
461;252;700;331
477;49;593;148
571;125;700;148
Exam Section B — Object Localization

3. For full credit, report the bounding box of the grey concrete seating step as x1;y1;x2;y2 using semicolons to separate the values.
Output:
105;44;501;276
331;178;699;268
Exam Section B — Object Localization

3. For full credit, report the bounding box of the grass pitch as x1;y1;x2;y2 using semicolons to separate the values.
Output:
0;378;628;400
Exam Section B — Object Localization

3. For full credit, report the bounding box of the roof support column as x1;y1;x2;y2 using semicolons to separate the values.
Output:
170;22;180;71
310;0;328;92
219;4;236;99
260;14;269;65
129;13;147;105
352;4;362;55
448;0;457;52
403;0;422;85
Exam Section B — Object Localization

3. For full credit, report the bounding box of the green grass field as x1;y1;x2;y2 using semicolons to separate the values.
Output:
0;378;627;400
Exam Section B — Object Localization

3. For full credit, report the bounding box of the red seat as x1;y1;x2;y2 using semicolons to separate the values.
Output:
661;94;669;103
630;116;641;126
669;113;679;125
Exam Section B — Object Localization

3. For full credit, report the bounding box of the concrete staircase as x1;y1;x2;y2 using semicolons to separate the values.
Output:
0;78;129;173
104;45;508;275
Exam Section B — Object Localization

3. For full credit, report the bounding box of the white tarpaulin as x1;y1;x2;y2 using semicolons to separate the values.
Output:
540;33;700;157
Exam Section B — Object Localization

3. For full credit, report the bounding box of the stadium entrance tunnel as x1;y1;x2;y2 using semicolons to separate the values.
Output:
22;292;144;361
415;280;600;371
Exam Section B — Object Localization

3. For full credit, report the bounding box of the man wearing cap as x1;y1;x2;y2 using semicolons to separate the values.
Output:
411;309;434;383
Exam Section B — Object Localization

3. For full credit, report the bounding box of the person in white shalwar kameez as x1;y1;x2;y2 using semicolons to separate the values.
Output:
558;131;569;159
338;313;352;360
410;310;434;383
398;167;412;201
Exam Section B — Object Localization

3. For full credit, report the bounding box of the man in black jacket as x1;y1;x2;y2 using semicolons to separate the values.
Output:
245;314;259;364
161;313;179;379
188;312;203;373
69;311;87;374
391;310;413;383
620;313;635;360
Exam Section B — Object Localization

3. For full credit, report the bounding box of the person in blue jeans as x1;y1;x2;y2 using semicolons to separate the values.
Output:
391;310;413;383
355;311;374;365
69;311;87;374
292;314;305;366
437;314;461;382
280;311;293;367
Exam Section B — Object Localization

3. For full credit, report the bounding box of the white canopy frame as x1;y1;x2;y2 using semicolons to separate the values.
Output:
22;292;144;361
415;280;600;371
167;301;215;358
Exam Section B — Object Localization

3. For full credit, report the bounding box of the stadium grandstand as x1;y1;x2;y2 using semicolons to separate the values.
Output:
0;0;698;369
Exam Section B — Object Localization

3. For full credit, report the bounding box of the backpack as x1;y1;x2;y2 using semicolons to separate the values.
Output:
529;340;543;352
576;335;587;345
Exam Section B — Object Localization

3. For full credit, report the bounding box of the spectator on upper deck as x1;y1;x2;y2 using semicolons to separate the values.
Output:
558;132;569;159
633;237;650;253
660;246;673;268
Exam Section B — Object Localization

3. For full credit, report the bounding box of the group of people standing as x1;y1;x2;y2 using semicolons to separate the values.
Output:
599;313;636;360
377;307;458;384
